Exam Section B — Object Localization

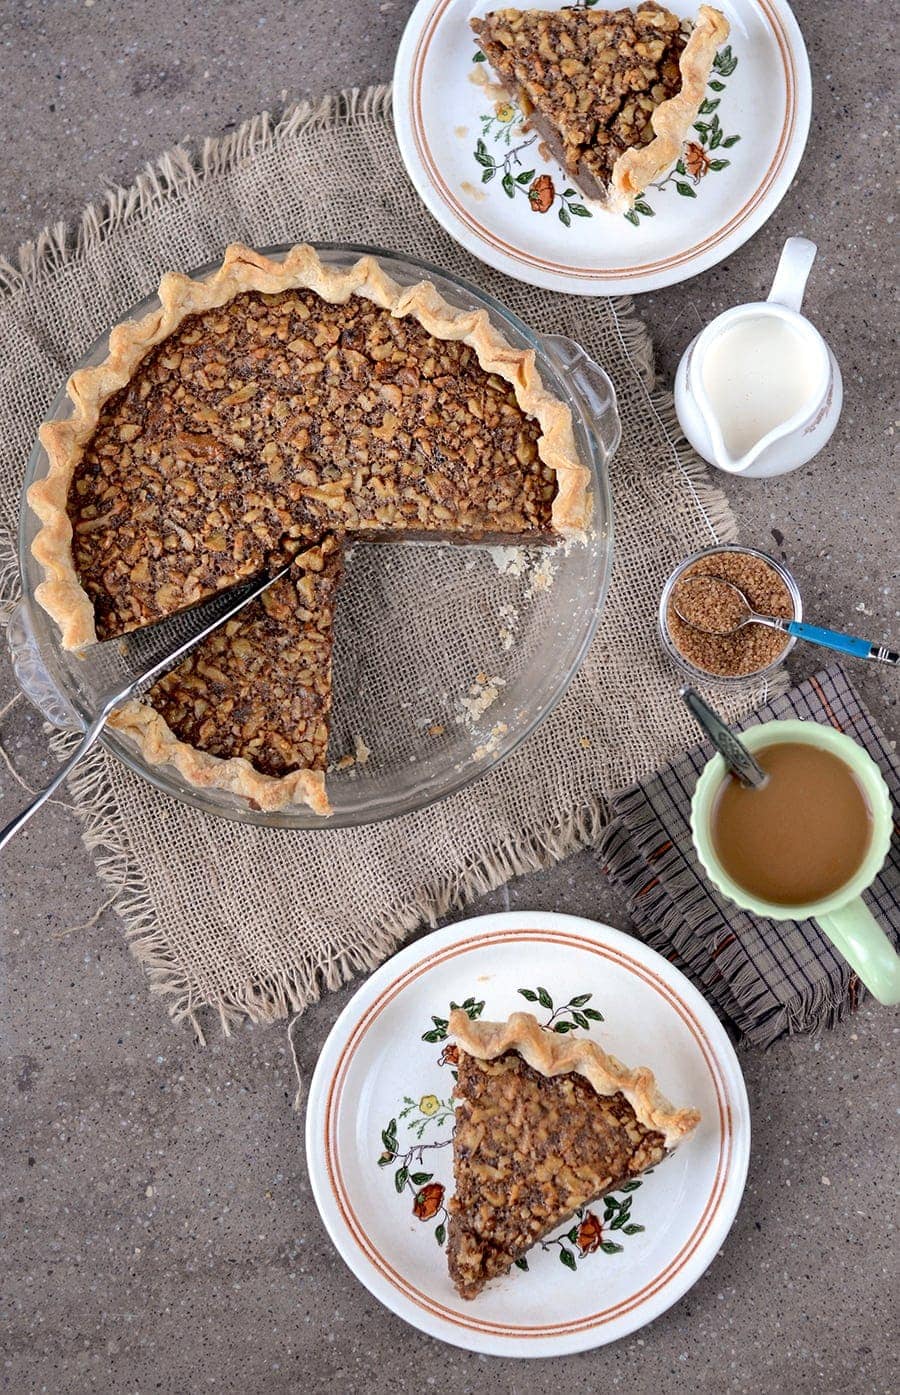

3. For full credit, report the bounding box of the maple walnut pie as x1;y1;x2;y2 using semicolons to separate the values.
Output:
28;244;591;815
471;5;730;212
447;1010;700;1298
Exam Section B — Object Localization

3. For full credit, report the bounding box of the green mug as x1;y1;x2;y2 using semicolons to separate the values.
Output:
691;719;900;1006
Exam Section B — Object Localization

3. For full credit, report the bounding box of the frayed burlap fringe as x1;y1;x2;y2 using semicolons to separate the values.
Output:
589;304;788;703
47;721;608;1039
62;738;607;1040
0;74;738;571
0;88;394;294
0;525;17;619
2;83;749;1037
604;297;737;549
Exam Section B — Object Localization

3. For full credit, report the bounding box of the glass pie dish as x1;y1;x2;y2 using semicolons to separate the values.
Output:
10;244;617;828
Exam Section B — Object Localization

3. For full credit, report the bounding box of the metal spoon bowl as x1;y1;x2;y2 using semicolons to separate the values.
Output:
672;575;781;636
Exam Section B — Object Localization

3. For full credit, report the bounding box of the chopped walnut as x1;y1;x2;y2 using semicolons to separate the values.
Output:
149;535;341;777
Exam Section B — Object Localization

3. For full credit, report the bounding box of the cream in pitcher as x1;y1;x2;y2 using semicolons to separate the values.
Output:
675;237;843;478
700;315;821;459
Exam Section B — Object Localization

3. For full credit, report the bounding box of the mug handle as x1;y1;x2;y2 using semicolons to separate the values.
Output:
816;899;900;1006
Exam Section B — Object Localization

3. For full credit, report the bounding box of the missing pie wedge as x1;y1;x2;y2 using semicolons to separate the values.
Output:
446;1010;700;1298
471;4;730;213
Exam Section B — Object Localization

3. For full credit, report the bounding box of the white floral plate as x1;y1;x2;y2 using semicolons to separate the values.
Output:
305;910;750;1356
393;0;811;295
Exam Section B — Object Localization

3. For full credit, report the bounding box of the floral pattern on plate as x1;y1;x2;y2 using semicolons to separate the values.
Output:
375;985;651;1274
393;0;811;295
470;42;741;231
306;911;751;1356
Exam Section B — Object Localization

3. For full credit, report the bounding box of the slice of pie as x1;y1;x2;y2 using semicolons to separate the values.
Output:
471;5;730;212
139;534;343;813
28;243;591;814
446;1010;700;1298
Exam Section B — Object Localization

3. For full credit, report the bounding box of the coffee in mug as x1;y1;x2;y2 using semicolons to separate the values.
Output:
710;741;873;905
691;719;900;1005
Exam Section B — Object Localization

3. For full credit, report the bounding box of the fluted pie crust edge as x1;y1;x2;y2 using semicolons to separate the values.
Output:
26;243;592;815
472;5;730;214
609;6;731;213
449;1009;700;1149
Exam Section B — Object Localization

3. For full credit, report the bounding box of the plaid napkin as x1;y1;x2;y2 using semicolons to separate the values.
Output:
597;666;900;1047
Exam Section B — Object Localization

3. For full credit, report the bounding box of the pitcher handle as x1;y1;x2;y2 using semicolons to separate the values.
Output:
767;236;817;313
816;899;900;1006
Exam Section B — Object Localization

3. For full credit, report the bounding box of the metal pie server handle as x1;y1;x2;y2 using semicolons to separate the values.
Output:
680;686;767;789
0;560;294;853
0;709;110;853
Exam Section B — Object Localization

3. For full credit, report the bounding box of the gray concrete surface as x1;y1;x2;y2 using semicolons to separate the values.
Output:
1;2;898;1392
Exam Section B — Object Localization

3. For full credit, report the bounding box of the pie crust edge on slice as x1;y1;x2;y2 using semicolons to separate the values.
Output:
472;4;730;213
446;1009;701;1298
27;242;591;815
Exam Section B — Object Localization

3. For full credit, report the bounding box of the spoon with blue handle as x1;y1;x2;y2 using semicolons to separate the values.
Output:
679;686;768;788
672;575;899;665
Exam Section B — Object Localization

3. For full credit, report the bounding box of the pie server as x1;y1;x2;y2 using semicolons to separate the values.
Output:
0;560;295;853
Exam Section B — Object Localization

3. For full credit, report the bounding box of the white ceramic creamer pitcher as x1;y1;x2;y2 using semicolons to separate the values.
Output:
674;238;842;478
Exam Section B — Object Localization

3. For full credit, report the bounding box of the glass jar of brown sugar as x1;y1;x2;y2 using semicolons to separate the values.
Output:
658;544;802;683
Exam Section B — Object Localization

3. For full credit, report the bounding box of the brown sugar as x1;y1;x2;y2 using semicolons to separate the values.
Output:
665;549;794;677
671;574;748;633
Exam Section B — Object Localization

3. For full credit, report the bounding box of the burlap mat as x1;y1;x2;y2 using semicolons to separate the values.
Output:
0;88;781;1037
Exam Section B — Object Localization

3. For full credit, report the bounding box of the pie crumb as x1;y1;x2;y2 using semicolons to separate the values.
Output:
456;673;507;725
330;736;370;775
473;721;509;760
526;552;557;597
488;545;527;577
498;602;519;651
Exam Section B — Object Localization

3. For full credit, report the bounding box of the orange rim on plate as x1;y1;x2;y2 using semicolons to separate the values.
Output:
322;925;733;1338
407;0;798;283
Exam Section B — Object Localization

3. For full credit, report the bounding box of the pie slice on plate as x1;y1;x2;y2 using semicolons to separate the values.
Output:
446;1010;700;1298
471;4;730;213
